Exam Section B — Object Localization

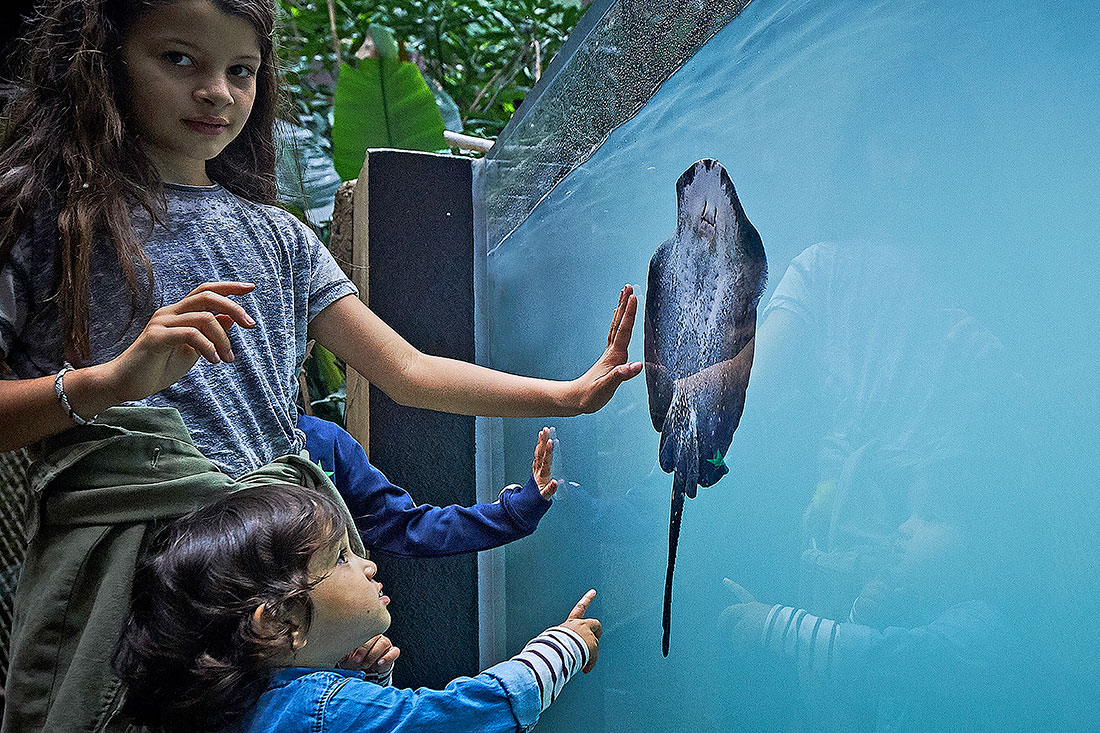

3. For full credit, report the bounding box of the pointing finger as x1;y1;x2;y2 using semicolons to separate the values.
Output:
568;589;597;620
723;577;756;604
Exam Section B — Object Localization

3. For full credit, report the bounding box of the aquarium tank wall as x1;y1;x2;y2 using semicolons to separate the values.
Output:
475;0;1100;730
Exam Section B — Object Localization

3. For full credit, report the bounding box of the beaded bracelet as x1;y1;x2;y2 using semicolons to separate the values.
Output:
53;364;98;426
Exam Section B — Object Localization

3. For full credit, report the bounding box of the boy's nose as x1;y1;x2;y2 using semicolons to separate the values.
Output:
363;559;377;579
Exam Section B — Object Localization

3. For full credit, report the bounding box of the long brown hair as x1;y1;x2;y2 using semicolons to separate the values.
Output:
0;0;282;364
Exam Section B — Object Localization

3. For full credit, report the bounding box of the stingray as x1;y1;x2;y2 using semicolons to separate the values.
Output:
644;159;767;656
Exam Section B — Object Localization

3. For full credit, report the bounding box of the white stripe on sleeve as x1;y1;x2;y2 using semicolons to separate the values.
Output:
509;625;589;712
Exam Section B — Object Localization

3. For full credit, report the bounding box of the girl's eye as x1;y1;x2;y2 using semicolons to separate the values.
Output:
163;51;193;67
335;548;349;566
229;65;255;79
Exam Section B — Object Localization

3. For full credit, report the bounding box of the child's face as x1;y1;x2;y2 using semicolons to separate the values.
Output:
120;0;262;185
889;500;967;601
293;530;392;668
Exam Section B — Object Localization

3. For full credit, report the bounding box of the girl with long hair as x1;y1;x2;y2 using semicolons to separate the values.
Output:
0;0;637;729
0;0;639;469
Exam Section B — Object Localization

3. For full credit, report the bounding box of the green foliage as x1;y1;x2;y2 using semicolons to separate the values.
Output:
278;2;344;148
431;79;463;131
276;119;344;226
277;1;585;141
332;25;446;179
302;344;348;424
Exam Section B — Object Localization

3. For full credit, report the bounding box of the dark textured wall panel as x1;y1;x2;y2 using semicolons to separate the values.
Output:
365;150;477;690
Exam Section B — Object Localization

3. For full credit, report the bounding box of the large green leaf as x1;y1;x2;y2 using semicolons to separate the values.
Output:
311;343;346;395
332;28;446;180
278;2;583;143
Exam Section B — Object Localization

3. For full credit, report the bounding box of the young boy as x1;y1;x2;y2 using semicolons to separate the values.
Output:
112;483;601;732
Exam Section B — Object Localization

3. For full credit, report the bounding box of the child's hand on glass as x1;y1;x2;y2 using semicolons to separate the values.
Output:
560;589;602;673
532;426;559;500
337;634;401;682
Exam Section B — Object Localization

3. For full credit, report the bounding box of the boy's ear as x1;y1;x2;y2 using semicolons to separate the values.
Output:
252;603;308;649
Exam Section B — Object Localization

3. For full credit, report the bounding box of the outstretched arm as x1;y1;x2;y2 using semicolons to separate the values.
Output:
309;591;601;733
308;286;642;418
717;579;1007;717
306;417;556;557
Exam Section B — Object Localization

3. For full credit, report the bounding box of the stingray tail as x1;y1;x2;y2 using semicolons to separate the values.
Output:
662;409;699;657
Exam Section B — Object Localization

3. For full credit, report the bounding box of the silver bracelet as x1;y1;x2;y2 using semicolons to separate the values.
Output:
54;363;97;426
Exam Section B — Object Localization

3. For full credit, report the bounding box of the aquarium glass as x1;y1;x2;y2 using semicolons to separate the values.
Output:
481;1;1100;730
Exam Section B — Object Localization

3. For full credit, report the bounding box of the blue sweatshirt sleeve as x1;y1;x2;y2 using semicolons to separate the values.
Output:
299;414;551;558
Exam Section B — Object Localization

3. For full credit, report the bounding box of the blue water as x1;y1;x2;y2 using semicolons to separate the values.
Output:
485;1;1100;729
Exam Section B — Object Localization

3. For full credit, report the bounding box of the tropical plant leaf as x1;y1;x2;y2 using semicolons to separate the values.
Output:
332;26;446;180
367;22;401;59
428;78;463;132
302;344;348;426
278;1;584;143
312;344;346;395
275;120;342;226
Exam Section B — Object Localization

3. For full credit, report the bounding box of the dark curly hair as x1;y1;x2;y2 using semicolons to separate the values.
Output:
0;0;283;364
111;484;348;731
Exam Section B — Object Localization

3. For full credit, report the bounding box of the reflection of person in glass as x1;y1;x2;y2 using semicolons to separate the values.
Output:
715;239;1049;729
747;240;1011;620
718;442;1032;731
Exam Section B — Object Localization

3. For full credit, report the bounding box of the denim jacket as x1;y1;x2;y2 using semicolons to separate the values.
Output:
231;661;542;733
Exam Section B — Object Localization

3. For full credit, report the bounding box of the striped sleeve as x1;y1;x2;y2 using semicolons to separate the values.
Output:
509;625;589;713
761;605;840;697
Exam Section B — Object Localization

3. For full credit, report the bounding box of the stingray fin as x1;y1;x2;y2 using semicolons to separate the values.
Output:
644;242;675;432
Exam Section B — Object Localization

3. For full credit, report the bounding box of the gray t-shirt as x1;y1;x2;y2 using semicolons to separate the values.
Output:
0;183;357;476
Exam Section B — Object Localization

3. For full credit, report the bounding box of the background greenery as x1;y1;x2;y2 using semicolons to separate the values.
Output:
279;2;589;423
278;1;587;146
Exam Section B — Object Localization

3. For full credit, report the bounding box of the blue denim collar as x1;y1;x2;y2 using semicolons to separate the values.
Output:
268;667;365;689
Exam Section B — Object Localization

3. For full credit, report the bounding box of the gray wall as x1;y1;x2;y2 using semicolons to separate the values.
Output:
362;150;479;689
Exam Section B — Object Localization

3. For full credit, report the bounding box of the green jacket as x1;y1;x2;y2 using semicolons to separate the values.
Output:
1;407;364;733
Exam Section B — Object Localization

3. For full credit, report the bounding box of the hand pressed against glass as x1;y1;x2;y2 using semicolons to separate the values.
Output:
532;426;558;500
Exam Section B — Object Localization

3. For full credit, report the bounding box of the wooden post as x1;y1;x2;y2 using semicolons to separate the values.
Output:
339;162;371;456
